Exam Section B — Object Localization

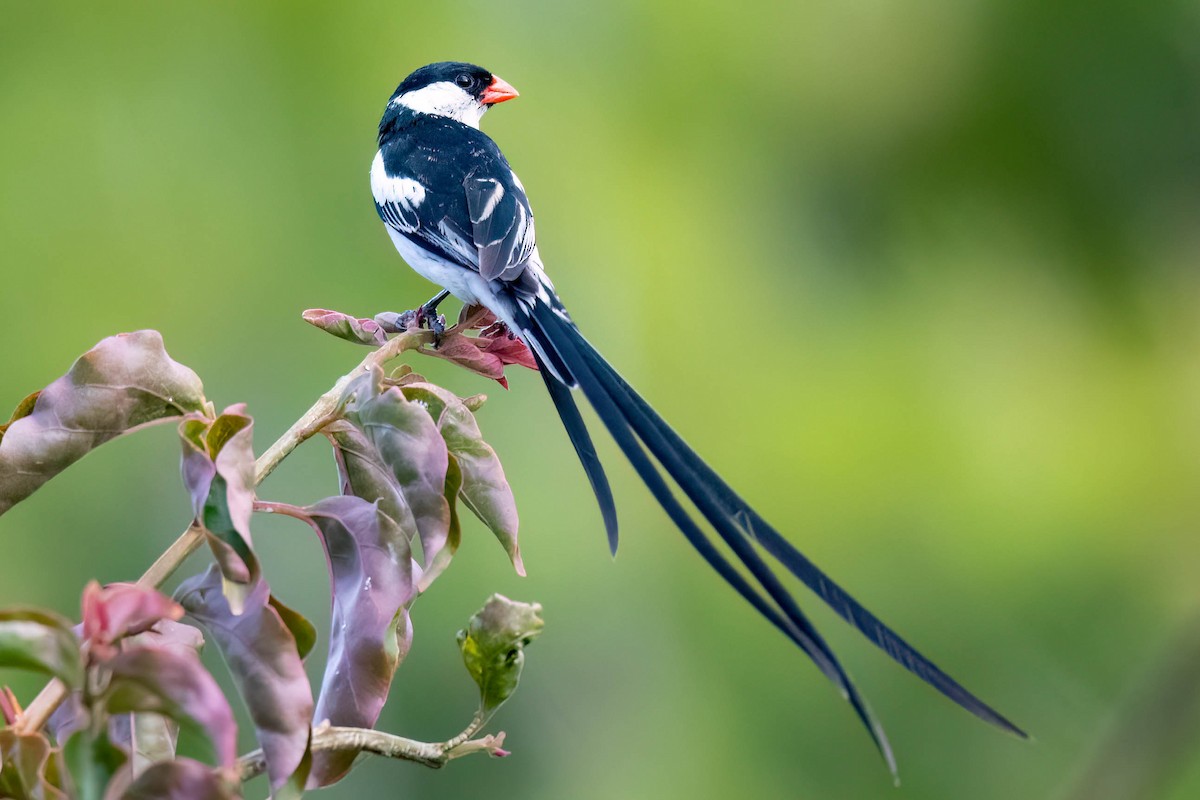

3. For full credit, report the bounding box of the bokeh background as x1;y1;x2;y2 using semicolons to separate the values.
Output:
3;2;1200;798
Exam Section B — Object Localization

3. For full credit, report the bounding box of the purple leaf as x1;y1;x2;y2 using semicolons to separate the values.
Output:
103;647;237;769
175;566;313;791
419;453;464;592
401;383;524;576
0;730;69;800
109;621;206;778
0;331;207;516
342;368;450;573
325;420;417;543
80;582;183;662
302;309;389;346
120;758;236;800
0;609;83;688
296;496;414;786
179;406;259;613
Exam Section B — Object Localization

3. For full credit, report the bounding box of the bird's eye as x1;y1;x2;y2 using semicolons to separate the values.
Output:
455;74;472;88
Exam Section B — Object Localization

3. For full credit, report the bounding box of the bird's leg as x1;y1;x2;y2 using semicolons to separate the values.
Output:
416;290;450;338
375;290;450;340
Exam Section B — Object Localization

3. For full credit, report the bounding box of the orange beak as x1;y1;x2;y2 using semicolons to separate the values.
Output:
481;75;519;105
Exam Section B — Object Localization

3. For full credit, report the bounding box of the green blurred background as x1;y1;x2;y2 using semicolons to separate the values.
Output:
3;1;1199;797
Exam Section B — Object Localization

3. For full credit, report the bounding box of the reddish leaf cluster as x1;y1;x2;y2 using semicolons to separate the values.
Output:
417;305;538;389
3;582;239;799
303;304;538;388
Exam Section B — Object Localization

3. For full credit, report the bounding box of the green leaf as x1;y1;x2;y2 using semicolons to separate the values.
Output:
64;729;126;800
402;382;524;576
457;594;544;721
0;331;207;516
0;609;83;688
111;713;178;783
0;730;69;800
179;406;259;613
268;595;317;661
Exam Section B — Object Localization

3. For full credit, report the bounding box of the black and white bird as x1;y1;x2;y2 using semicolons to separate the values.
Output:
370;61;1025;770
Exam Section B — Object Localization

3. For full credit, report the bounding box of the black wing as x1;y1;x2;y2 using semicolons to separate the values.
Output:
377;115;538;284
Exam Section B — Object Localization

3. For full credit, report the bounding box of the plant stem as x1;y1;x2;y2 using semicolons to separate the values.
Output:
15;327;430;736
255;329;428;486
236;724;507;782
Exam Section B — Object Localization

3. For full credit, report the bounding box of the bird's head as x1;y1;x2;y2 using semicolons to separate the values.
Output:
387;62;519;129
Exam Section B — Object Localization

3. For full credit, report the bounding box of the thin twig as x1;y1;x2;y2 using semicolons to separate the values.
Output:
235;724;508;783
15;327;430;736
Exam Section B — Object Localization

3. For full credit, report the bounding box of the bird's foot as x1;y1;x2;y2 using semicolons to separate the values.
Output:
416;304;447;338
374;306;446;343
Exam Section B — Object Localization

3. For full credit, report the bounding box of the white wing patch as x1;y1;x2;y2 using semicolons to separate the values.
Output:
370;151;426;211
469;180;505;223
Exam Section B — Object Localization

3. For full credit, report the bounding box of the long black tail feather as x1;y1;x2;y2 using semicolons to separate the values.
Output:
532;348;620;554
577;340;1027;739
523;297;1026;758
527;302;897;772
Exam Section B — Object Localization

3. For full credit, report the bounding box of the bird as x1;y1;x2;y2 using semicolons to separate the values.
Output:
370;61;1026;771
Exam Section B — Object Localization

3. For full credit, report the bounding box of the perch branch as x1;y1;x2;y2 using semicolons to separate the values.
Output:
235;724;508;783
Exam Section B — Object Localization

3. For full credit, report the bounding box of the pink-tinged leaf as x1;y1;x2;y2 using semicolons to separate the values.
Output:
179;407;259;613
175;566;313;791
477;331;537;371
81;583;183;662
120;758;236;800
302;309;389;346
401;383;524;576
413;305;537;388
456;304;496;329
416;331;512;387
0;609;83;688
341;368;450;573
0;730;69;800
108;621;206;779
103;648;237;769
295;496;415;786
0;331;207;516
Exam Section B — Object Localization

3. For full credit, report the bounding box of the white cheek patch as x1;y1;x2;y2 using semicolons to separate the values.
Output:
370;151;426;210
393;81;486;128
